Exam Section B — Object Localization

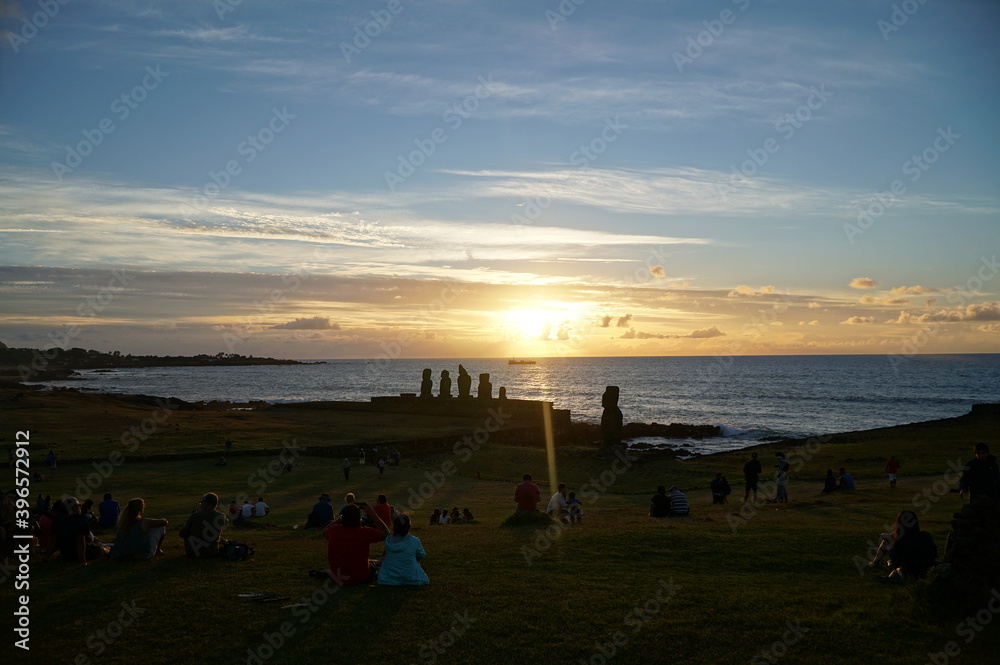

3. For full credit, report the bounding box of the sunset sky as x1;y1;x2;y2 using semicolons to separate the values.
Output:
1;1;998;359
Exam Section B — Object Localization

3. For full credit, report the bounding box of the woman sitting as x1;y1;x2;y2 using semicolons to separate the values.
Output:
378;514;429;586
868;510;937;582
821;469;838;493
430;509;440;525
110;498;168;561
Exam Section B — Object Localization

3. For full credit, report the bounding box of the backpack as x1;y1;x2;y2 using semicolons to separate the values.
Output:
222;540;254;561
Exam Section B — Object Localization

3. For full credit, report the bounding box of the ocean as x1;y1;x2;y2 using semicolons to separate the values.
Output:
38;354;1000;455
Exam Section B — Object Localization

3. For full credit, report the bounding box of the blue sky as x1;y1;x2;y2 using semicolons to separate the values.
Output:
1;0;998;358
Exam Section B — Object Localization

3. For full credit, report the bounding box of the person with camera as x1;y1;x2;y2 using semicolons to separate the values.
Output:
322;499;389;584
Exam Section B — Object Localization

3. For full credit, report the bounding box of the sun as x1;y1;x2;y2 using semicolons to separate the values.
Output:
496;303;586;343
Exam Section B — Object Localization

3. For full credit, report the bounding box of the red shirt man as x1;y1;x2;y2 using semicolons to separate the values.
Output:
514;473;541;512
323;501;388;584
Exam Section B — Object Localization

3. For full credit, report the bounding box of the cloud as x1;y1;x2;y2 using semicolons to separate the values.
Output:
727;285;775;297
889;302;1000;324
978;324;1000;333
271;316;340;330
849;277;878;289
807;302;821;309
599;315;613;328
620;325;725;339
889;285;938;295
649;266;666;278
860;295;876;304
616;314;633;328
687;326;726;338
841;316;875;324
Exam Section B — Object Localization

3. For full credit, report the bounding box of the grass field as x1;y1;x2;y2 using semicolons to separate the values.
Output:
3;391;999;665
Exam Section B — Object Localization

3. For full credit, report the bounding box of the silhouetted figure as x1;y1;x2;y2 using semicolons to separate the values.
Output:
498;386;507;400
457;365;472;398
601;386;623;447
439;370;452;398
478;373;492;400
420;369;433;398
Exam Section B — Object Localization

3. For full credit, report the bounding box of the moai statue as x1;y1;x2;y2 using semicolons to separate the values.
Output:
457;364;472;399
419;368;433;398
439;370;452;398
478;373;492;400
601;386;623;447
498;386;507;400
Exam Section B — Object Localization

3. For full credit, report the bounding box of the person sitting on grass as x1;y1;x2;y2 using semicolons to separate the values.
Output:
868;510;937;583
649;485;670;518
378;514;429;586
959;442;1000;503
57;497;108;565
306;493;334;529
450;507;462;524
215;456;227;466
438;508;450;525
374;494;394;527
667;486;690;516
822;469;838;493
111;498;168;561
567;492;583;524
462;507;475;522
430;509;440;525
838;467;856;491
547;483;569;521
179;492;227;559
514;473;541;513
98;493;120;529
322;501;389;584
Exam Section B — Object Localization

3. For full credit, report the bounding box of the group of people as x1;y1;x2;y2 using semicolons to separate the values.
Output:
228;497;270;524
649;485;689;517
513;475;583;524
821;467;856;493
430;507;475;525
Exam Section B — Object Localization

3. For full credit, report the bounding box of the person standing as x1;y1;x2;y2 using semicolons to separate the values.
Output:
774;453;790;503
514;473;541;513
378;457;386;477
884;456;901;489
743;452;762;504
46;450;57;477
960;443;1000;503
342;458;352;481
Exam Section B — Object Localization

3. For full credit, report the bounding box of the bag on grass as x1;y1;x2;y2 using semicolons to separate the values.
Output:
222;540;253;561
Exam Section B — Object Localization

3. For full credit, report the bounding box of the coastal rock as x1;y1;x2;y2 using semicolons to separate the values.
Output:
622;422;722;440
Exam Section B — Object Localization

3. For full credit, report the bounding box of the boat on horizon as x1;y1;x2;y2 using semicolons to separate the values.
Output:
508;358;537;365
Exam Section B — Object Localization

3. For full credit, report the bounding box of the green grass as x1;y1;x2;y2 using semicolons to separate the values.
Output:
4;394;999;665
